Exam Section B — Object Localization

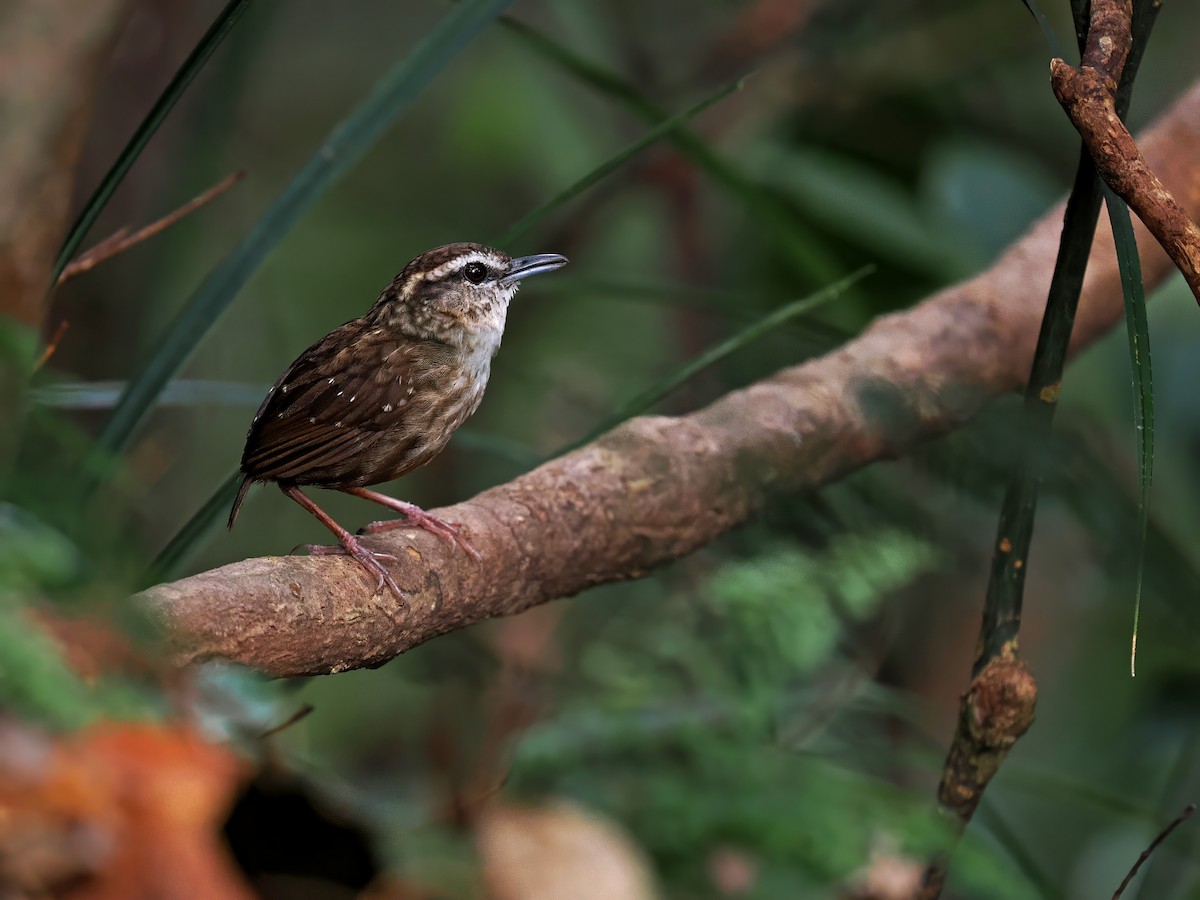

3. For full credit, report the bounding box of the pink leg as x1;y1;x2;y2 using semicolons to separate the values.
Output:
341;486;481;561
280;483;404;599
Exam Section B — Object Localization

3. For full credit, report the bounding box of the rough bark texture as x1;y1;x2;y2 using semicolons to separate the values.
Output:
140;79;1200;679
1051;1;1200;303
918;659;1038;900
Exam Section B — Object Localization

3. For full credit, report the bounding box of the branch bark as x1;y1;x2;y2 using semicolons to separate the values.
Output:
141;79;1200;679
1051;0;1200;303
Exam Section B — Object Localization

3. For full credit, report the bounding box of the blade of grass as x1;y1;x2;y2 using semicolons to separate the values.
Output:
1019;0;1065;60
554;266;873;457
499;17;839;283
976;0;1159;672
493;77;744;248
452;429;538;466
147;470;242;584
561;275;854;347
51;0;252;286
31;380;268;410
1103;185;1153;677
95;0;512;462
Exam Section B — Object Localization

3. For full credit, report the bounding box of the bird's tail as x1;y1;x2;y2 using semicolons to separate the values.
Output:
228;475;254;529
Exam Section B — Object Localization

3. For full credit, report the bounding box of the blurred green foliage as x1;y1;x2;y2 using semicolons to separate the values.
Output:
507;534;947;888
6;0;1200;896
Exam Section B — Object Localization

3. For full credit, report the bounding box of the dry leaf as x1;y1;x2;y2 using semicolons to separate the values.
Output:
477;799;659;900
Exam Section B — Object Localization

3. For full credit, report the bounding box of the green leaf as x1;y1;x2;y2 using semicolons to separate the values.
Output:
51;0;252;285
0;503;84;592
494;77;745;248
0;607;94;730
1103;185;1153;676
96;0;513;461
148;471;243;584
709;532;938;677
557;266;873;456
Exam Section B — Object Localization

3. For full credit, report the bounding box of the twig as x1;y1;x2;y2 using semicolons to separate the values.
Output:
1051;1;1200;304
134;80;1200;679
34;320;71;371
56;170;245;286
1112;803;1196;898
258;703;315;740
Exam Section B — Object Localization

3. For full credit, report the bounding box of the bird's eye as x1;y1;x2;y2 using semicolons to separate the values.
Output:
463;262;488;284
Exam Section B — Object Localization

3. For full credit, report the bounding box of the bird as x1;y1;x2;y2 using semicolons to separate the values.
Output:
228;242;568;598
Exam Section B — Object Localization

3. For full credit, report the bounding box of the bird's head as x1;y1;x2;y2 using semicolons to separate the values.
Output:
375;242;568;343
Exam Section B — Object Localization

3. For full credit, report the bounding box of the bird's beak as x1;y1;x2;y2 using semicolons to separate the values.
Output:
502;253;568;285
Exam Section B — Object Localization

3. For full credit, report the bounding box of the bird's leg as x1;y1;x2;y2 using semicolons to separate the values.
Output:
279;482;405;600
342;486;481;561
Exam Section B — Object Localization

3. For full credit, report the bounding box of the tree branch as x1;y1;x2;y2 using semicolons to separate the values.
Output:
140;79;1200;679
1051;0;1200;303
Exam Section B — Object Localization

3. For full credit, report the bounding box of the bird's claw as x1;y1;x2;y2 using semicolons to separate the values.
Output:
359;510;481;562
296;540;405;605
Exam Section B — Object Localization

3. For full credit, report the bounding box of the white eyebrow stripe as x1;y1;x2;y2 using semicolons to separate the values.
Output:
423;251;506;281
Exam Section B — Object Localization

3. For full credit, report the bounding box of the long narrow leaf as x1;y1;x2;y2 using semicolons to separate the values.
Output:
499;18;838;283
32;380;267;410
147;471;243;584
97;0;512;460
51;0;252;285
555;267;873;457
494;78;744;248
1018;0;1064;59
1104;185;1154;676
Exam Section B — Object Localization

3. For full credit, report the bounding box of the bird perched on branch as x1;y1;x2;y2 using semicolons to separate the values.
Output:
228;242;568;598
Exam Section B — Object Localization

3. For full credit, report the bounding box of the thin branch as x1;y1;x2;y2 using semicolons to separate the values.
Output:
258;704;316;740
138;79;1200;679
1051;1;1200;304
34;320;71;371
1112;802;1196;898
56;170;245;285
918;661;1038;899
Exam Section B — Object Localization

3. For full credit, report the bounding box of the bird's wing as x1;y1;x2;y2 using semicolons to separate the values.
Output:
240;322;442;484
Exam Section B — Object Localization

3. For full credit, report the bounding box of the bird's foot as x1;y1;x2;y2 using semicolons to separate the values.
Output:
358;502;481;561
298;536;405;602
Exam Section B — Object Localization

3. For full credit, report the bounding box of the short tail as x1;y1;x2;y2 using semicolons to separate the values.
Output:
228;475;254;529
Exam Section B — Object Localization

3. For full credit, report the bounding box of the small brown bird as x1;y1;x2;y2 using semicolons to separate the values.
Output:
228;242;567;597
